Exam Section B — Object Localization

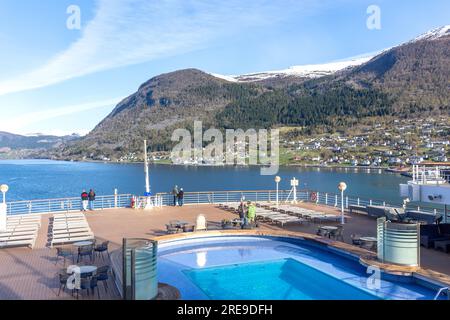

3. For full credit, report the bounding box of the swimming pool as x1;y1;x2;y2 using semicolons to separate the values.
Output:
157;235;443;300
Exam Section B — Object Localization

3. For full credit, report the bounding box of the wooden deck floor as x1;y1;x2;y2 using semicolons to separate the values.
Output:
0;203;449;300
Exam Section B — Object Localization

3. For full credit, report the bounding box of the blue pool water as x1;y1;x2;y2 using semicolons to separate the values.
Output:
157;236;442;300
183;258;378;300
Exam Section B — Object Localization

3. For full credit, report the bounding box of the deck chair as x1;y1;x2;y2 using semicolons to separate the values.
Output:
194;214;207;231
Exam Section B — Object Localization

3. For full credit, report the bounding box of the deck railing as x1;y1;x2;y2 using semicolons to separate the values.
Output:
154;189;448;219
6;194;133;216
5;189;448;220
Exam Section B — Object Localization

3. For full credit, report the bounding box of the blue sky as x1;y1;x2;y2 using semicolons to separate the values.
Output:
0;0;449;136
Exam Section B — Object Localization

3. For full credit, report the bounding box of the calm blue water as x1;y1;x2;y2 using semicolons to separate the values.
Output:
0;159;409;203
158;236;440;300
184;258;378;300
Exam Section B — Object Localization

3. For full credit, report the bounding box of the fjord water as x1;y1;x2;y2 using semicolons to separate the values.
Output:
0;159;408;203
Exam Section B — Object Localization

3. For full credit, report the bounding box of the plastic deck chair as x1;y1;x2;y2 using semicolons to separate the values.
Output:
195;214;207;231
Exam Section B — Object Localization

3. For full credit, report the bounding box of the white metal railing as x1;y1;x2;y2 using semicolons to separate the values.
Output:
411;165;450;185
5;189;448;219
136;195;163;209
153;189;448;218
6;194;133;216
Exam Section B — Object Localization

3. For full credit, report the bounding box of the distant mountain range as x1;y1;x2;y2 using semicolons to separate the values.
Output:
0;132;80;150
25;25;450;160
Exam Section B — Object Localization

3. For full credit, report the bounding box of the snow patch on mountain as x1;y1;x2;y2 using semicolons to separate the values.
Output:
411;25;450;42
212;56;374;83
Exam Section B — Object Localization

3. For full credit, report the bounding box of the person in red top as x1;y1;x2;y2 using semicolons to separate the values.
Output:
81;190;89;211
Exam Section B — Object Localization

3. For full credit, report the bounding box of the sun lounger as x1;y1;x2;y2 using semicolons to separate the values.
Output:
0;230;38;237
0;238;37;249
1;215;41;249
51;234;95;246
270;216;306;227
0;231;37;249
52;227;91;235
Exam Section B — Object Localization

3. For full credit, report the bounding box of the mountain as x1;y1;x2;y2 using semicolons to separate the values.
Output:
0;131;81;159
59;25;450;161
338;25;450;112
0;132;80;150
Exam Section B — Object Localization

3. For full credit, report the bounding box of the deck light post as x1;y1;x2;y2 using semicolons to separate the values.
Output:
290;178;299;203
0;184;8;232
275;176;281;208
338;182;347;224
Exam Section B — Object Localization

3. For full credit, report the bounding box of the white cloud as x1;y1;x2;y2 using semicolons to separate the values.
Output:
0;97;122;134
0;0;321;97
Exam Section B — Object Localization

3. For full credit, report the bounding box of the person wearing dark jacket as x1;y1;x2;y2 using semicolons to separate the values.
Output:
88;189;96;211
172;185;179;206
178;188;184;206
81;190;89;211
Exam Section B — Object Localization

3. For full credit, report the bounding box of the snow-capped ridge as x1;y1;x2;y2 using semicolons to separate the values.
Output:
211;56;374;83
411;25;450;42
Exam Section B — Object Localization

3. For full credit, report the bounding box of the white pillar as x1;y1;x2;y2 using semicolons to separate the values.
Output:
341;190;345;224
114;188;118;208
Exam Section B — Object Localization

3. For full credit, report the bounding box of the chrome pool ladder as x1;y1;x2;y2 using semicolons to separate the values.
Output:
434;287;449;300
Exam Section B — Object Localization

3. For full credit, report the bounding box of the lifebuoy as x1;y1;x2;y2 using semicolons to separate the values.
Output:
130;197;135;208
310;192;317;202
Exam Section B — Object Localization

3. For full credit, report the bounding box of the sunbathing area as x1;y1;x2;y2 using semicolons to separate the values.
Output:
0;201;449;300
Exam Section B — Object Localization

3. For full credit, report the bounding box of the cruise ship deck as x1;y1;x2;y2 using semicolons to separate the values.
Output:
0;202;449;300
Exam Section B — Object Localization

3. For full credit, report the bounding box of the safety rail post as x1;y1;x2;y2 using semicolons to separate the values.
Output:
334;195;337;207
325;193;328;206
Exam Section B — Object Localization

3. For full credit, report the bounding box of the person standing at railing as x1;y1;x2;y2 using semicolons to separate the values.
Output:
172;185;179;206
178;188;184;206
88;189;96;211
238;199;247;224
81;190;89;212
247;202;256;225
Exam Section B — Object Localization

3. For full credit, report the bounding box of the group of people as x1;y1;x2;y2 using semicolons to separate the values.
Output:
171;185;184;206
238;198;256;227
80;189;96;211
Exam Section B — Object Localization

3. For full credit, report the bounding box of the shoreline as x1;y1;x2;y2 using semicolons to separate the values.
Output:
0;157;405;172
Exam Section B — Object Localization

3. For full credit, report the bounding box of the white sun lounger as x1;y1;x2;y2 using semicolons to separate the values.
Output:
0;238;37;249
51;234;95;247
52;227;91;235
271;216;306;227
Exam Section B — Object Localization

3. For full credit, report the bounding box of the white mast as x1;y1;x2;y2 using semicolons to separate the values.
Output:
144;140;153;210
144;139;150;194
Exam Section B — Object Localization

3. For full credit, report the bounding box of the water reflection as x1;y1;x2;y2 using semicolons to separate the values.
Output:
196;251;207;267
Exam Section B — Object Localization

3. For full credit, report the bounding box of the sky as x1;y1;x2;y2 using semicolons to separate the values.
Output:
0;0;449;136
